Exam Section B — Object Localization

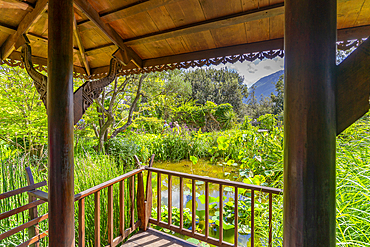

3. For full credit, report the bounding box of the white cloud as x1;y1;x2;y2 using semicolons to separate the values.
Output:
211;57;284;87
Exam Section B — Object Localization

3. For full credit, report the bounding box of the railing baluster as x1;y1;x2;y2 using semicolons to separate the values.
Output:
192;179;196;236
180;177;184;230
157;173;161;222
120;180;125;235
108;185;114;245
78;198;85;247
168;174;172;226
205;181;209;240
269;192;272;246
94;191;100;246
25;166;39;247
219;184;223;245
251;190;255;247
131;175;135;230
234;187;238;247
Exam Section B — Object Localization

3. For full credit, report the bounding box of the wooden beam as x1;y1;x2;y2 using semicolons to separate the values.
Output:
78;0;183;30
337;25;370;41
8;50;87;75
1;0;47;60
73;0;142;68
123;3;284;46
336;38;370;134
73;15;90;75
0;0;33;11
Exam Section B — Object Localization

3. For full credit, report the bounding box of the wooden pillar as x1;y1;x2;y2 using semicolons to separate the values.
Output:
284;0;337;246
48;0;75;246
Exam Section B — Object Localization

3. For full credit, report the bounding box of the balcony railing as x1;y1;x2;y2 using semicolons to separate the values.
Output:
0;155;283;247
147;167;282;247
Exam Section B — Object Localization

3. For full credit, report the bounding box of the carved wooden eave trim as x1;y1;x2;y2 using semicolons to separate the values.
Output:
0;37;366;80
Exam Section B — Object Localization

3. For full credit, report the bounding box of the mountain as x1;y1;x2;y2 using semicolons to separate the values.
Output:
244;70;284;103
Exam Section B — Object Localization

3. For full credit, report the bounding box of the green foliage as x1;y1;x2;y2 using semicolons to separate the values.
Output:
257;114;276;130
132;116;164;134
190;155;198;165
240;117;252;130
270;75;284;116
185;67;247;115
0;65;48;149
171;101;236;131
152;205;195;231
214;103;236;129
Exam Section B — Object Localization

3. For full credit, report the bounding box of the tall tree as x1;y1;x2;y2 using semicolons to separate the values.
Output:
270;75;284;115
185;67;247;114
88;74;147;152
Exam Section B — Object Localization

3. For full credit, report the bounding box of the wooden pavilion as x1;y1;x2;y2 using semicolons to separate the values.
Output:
0;0;370;246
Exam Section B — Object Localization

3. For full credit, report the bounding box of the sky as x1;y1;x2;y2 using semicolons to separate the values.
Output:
211;57;284;87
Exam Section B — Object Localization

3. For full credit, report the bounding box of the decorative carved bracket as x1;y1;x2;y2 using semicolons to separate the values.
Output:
21;40;48;108
73;58;121;124
20;37;121;124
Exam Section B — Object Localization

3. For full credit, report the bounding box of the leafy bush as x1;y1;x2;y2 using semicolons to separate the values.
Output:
133;116;164;134
257;114;276;130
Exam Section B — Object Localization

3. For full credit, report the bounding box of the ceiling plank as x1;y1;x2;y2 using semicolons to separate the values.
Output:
0;0;47;60
0;0;33;11
73;0;142;68
73;15;90;75
123;3;284;46
78;0;183;30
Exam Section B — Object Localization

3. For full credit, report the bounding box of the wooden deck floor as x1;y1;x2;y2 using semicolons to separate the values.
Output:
122;228;197;247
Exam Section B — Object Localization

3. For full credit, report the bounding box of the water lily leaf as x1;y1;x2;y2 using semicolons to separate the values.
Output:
198;194;218;204
187;238;200;244
190;156;198;165
224;187;233;192
215;220;235;229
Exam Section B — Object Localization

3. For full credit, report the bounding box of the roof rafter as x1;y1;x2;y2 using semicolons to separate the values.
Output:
0;0;47;60
77;0;183;30
123;3;284;46
73;0;143;69
73;15;90;75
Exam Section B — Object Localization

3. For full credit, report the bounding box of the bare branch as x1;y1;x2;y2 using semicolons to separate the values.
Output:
111;74;147;138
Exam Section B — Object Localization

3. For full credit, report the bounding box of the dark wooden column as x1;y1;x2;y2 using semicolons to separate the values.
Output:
48;0;75;246
284;0;337;246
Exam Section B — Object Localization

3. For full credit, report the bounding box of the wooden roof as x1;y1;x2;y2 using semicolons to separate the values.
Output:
0;0;369;79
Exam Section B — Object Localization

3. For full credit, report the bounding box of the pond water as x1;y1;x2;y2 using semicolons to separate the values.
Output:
151;159;256;247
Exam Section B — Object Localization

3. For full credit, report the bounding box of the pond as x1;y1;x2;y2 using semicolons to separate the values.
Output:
151;159;273;247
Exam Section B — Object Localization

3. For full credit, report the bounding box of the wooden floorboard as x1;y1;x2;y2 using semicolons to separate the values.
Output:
122;228;197;247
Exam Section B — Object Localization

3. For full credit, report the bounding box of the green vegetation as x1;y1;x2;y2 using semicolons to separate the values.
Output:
1;64;369;246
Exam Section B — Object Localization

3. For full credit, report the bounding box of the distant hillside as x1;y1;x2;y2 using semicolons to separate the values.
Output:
244;70;284;103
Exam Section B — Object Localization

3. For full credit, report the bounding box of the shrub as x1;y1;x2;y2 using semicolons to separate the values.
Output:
133;116;164;134
257;114;276;130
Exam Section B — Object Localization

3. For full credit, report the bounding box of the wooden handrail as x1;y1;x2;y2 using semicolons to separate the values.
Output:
0;214;48;241
0;200;45;220
145;167;283;194
0;181;47;200
74;167;145;201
